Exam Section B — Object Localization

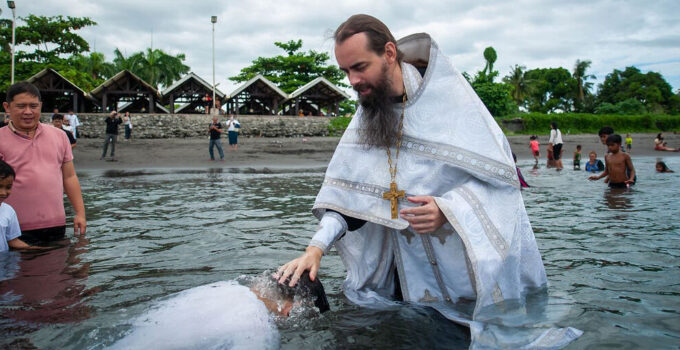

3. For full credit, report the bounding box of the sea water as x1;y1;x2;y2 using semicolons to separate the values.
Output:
0;156;678;349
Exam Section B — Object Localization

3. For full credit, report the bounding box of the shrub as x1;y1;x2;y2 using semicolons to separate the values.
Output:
496;113;680;134
328;116;352;136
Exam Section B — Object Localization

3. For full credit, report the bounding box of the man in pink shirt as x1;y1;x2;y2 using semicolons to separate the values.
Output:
0;82;86;243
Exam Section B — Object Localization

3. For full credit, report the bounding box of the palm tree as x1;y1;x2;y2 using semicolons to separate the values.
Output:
71;52;115;81
112;48;189;90
503;65;528;108
573;59;595;105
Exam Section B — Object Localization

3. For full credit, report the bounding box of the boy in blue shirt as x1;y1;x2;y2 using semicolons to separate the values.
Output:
0;160;31;252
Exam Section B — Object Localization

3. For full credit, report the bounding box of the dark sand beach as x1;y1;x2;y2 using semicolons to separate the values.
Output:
73;133;680;171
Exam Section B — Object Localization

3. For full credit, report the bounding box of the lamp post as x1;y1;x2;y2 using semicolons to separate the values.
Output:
211;15;217;113
7;0;16;85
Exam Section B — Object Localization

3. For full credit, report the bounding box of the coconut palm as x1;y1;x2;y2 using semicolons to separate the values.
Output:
112;48;189;89
573;59;595;104
71;52;115;81
503;64;529;108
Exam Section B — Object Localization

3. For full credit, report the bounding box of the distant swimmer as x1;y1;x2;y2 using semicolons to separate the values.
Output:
109;271;329;350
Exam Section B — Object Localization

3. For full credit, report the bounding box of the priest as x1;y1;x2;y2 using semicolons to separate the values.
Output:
278;14;581;348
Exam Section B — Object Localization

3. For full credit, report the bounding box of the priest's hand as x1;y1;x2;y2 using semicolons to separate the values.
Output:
276;246;323;287
400;196;447;234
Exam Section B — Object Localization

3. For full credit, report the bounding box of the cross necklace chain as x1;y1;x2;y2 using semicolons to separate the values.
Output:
382;90;407;219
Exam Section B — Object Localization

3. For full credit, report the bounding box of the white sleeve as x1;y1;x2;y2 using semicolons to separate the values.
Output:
309;211;347;254
6;210;21;241
549;130;556;144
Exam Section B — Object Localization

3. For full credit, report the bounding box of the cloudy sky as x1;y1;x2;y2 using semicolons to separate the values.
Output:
6;0;680;94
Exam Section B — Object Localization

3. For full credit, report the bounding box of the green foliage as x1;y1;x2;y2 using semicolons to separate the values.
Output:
597;66;679;114
338;99;357;116
0;15;97;92
524;67;576;113
471;81;517;117
503;64;529;109
572;59;596;112
113;48;190;89
594;98;647;115
328;116;352;136
497;113;680;134
229;39;347;93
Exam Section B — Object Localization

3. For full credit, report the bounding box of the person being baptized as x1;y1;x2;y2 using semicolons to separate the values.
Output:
109;271;329;350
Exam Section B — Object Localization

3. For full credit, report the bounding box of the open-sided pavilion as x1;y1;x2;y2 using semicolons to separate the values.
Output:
27;68;96;113
161;72;225;114
281;77;350;116
90;70;160;113
225;75;288;115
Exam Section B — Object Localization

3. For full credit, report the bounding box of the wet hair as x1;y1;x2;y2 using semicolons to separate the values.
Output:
6;82;41;103
576;144;582;150
606;134;622;145
272;271;330;313
51;113;64;121
334;14;403;63
656;161;669;172
0;160;15;180
550;122;558;129
599;126;614;137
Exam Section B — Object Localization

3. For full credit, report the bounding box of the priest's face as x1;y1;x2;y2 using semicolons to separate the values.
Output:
336;33;400;148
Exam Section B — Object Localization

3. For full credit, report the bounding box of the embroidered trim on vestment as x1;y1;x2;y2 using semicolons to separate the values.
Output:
313;202;406;230
454;187;509;260
420;234;453;303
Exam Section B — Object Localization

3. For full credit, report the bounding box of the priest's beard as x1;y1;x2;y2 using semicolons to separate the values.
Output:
356;63;400;149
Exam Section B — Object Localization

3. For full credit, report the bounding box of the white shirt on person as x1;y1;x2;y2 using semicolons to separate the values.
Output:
227;119;240;132
549;128;563;145
0;202;21;253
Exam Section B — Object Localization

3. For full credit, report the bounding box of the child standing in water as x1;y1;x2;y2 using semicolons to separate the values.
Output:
573;145;582;170
625;134;633;153
589;134;636;188
529;135;540;165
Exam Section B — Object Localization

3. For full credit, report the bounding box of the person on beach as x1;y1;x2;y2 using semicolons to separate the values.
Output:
102;111;123;160
573;145;582;170
529;135;539;165
65;109;80;139
548;122;563;170
625;134;632;153
589;134;636;188
203;93;213;114
584;151;605;173
110;271;328;349
226;115;240;151
123;111;133;141
0;160;34;252
51;114;76;149
277;14;579;348
655;161;674;173
208;116;225;161
654;133;680;152
0;82;86;243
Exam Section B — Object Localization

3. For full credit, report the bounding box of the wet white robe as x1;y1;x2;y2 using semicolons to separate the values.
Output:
310;33;581;349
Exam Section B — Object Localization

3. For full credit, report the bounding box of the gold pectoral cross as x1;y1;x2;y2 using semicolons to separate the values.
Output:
383;181;405;219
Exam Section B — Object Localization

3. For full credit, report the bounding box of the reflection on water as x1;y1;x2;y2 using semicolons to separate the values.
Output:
0;157;678;349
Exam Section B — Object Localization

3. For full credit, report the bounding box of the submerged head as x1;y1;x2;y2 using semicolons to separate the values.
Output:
598;126;614;145
606;134;622;153
0;160;15;204
3;82;42;133
656;161;669;172
250;271;330;317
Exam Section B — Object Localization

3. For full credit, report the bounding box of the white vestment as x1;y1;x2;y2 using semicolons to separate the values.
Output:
310;33;581;349
109;281;279;350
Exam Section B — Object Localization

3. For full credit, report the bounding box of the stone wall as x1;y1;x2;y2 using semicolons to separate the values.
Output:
40;113;333;138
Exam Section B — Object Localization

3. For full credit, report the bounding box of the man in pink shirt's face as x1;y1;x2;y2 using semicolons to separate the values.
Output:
3;92;41;135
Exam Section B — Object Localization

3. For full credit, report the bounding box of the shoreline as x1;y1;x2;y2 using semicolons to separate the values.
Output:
72;132;680;172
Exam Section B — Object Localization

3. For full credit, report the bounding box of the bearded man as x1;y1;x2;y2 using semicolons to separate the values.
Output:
278;15;581;348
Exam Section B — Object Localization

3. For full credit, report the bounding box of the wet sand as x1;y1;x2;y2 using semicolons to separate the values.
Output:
73;133;680;171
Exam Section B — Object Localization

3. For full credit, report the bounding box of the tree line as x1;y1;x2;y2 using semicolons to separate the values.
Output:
0;15;189;92
467;46;680;117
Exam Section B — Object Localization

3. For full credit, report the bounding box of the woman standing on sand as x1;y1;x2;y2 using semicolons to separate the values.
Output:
226;115;240;151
